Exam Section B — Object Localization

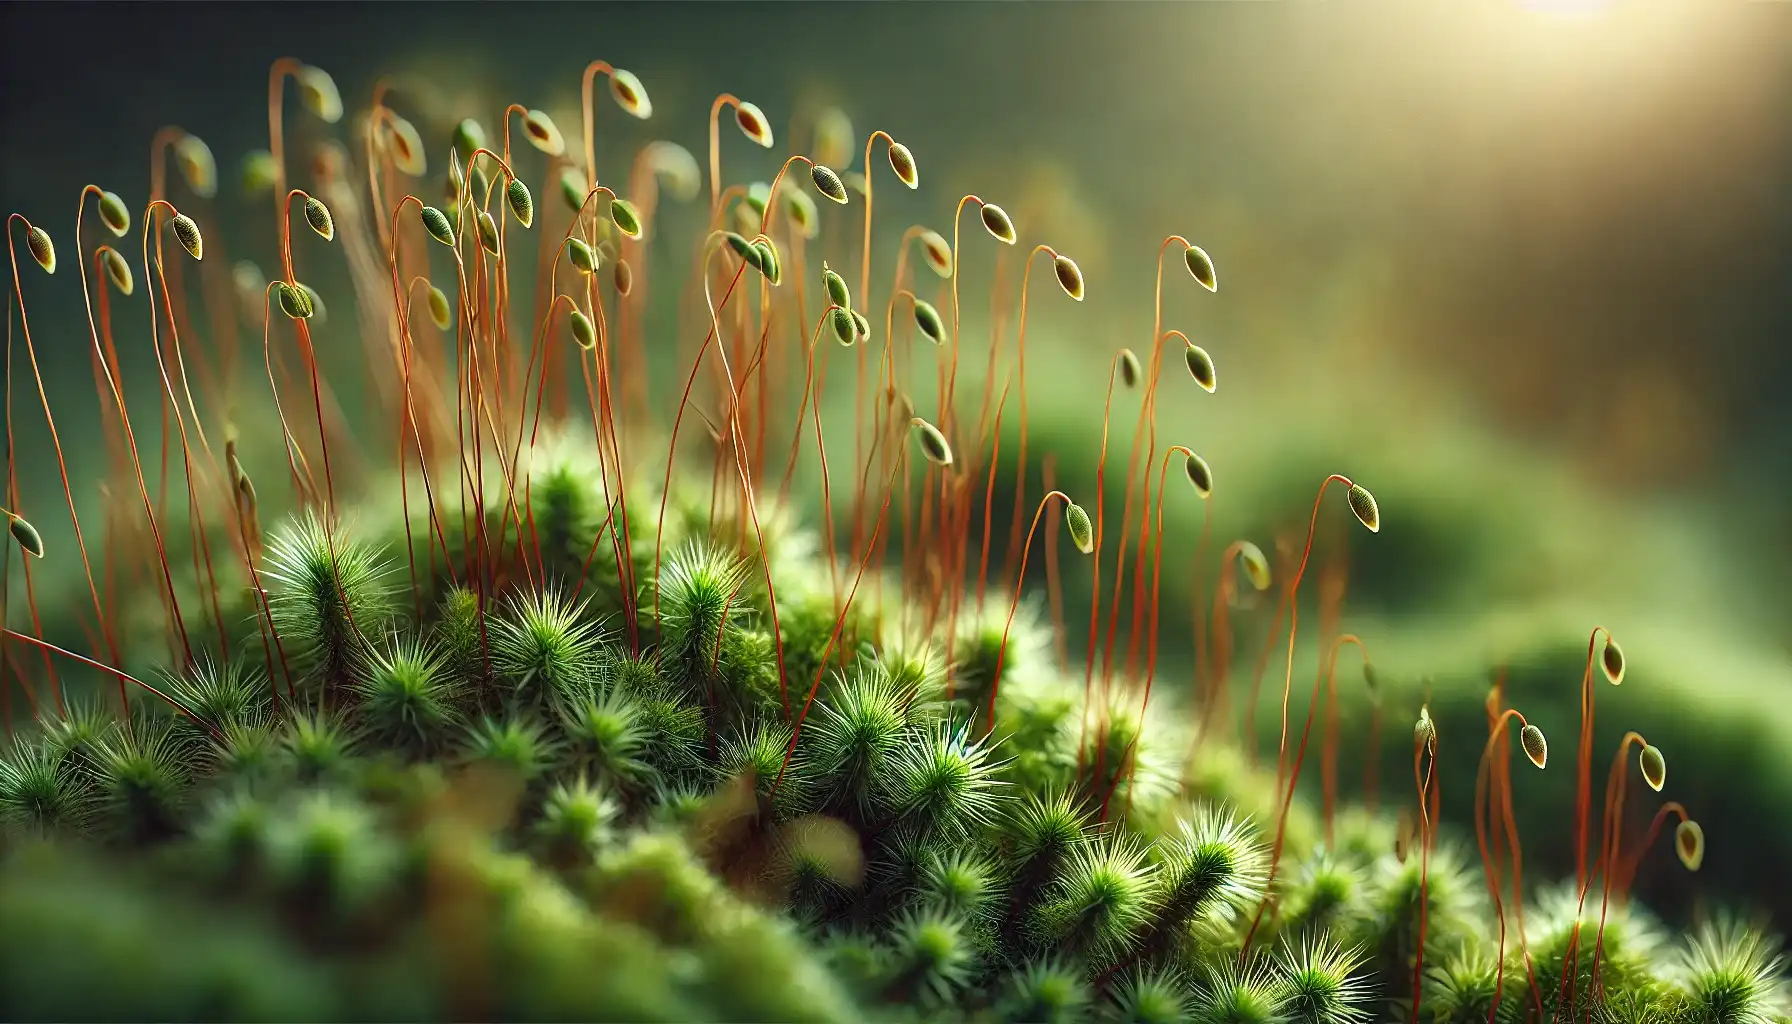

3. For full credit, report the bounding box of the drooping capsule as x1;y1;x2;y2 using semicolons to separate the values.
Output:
830;306;857;347
569;238;599;274
476;209;501;256
1185;244;1217;292
297;65;343;123
26;223;55;273
912;417;953;467
1347;483;1380;534
811;164;848;205
753;239;783;286
1065;501;1094;555
1414;704;1436;750
1184;343;1216;393
297;283;327;324
174;133;218;198
609;198;643;240
276;281;314;320
171;214;204;260
1053;254;1084;301
980;203;1017;245
613;258;634;297
1118;348;1142;389
453;118;487;162
1674;819;1704;871
786;189;819;239
559;167;587;213
242;150;277;196
7;513;44;558
610;68;652;119
97;190;131;237
386;115;427;176
1521;724;1548;769
426;284;452;330
303;196;335;241
1639;744;1666;792
735;101;774;148
522;108;566;156
100;247;134;296
421;206;455;246
1184;452;1213;499
888;142;918;189
569;309;596;350
821;263;851;311
851;310;871;345
913;299;946;345
1238;542;1272;592
646;141;700;202
920;230;953;278
1602;636;1625;686
506;177;534;229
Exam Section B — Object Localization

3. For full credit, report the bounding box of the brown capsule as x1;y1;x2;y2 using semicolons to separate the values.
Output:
1674;819;1704;872
171;213;203;260
913;299;945;345
829;306;857;347
1118;348;1142;388
1521;724;1548;769
920;229;953;278
303;196;334;241
1184;244;1217;292
523;108;566;156
1184;343;1216;393
26;223;55;274
610;69;652;119
979;203;1016;245
1238;541;1272;592
8;513;44;558
1184;452;1213;499
613;258;634;297
887;141;918;189
99;247;134;296
811;164;848;205
1601;636;1625;686
1053;254;1084;301
735;101;774;148
911;417;953;467
97;190;131;237
1348;483;1380;534
1065;501;1094;555
1639;744;1666;792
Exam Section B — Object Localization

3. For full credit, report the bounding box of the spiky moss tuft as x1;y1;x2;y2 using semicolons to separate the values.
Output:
1354;842;1483;1002
716;719;815;820
1672;915;1790;1024
352;637;463;753
1273;850;1368;945
434;585;487;688
263;789;404;926
1104;965;1197;1024
914;846;1005;922
884;908;978;1005
211;720;282;780
656;542;756;702
91;716;190;843
0;738;92;835
811;662;910;819
1192;956;1289;1024
994;957;1094;1024
1520;883;1668;1021
280;707;361;783
490;587;606;705
38;697;119;773
262;514;396;691
533;774;621;870
1138;805;1266;959
1072;684;1184;817
882;719;1006;842
953;596;1052;720
556;686;655;792
1422;944;1520;1024
1276;933;1371;1024
160;657;273;739
460;715;559;785
1033;832;1157;968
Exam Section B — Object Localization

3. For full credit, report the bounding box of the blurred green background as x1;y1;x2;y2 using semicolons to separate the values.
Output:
3;1;1789;927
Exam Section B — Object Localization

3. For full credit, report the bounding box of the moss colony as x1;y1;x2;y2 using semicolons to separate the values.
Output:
1;58;1786;1022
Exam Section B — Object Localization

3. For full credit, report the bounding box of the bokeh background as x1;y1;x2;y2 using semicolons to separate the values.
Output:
3;1;1789;926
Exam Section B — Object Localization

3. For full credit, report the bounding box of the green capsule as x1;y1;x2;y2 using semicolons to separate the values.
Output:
174;133;218;199
426;284;452;330
98;190;131;237
811;164;848;205
1347;482;1379;534
610;68;652;119
171;214;203;260
242;150;277;196
911;417;953;467
7;513;44;558
744;181;771;223
1053;254;1084;301
569;238;599;274
522;108;565;157
1184;452;1212;499
724;231;758;266
1184;343;1216;393
735;101;774;148
1521;724;1548;769
303;196;334;241
25;224;55;274
476;209;501;256
569;309;596;350
507;177;534;229
1639;744;1666;792
296;65;343;123
1184;244;1217;292
1414;704;1436;750
609;198;642;240
752;239;782;286
1065;501;1094;554
421;206;455;246
277;281;315;320
100;246;134;296
821;262;851;311
560;167;587;213
1238;541;1272;592
829;306;857;347
386;115;427;176
785;188;819;239
1602;636;1625;685
1118;348;1141;388
851;309;871;345
453;118;488;162
1674;819;1703;871
887;141;918;189
980;203;1016;245
913;299;945;345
